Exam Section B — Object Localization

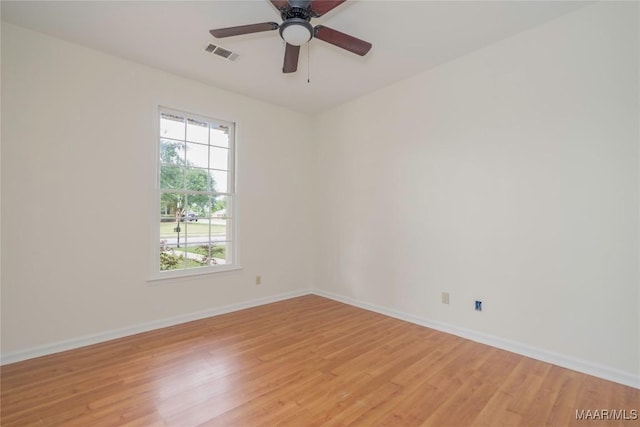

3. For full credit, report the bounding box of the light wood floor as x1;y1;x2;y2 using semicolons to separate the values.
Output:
1;295;638;426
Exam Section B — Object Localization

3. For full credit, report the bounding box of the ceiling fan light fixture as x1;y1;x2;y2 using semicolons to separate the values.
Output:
279;18;313;46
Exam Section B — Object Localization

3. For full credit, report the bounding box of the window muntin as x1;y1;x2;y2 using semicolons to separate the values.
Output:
158;109;236;275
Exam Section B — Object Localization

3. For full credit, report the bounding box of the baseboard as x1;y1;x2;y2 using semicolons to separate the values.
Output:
311;289;640;390
4;287;638;390
0;288;311;365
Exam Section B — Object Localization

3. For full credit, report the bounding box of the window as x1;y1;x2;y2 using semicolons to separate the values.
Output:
157;108;237;276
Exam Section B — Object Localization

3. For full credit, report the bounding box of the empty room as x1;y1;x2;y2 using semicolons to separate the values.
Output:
1;0;639;425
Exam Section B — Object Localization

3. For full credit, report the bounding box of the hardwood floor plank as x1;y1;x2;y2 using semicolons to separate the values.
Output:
323;381;404;427
471;357;545;426
2;295;638;426
421;348;522;426
373;343;498;426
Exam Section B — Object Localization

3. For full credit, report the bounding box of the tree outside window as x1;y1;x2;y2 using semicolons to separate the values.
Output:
158;109;236;274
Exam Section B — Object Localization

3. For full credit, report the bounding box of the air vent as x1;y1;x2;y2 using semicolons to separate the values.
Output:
204;43;239;61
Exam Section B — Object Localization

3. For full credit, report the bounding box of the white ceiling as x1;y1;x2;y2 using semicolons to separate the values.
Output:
1;0;591;114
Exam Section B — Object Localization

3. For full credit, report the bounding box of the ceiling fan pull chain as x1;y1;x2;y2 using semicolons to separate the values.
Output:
307;43;311;84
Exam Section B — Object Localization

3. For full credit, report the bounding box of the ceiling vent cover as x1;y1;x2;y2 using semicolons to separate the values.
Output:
204;43;239;61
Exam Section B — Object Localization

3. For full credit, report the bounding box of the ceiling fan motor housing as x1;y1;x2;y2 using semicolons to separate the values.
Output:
282;4;311;20
285;0;313;15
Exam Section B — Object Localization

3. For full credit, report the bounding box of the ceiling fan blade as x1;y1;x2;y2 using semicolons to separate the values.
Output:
314;25;372;56
270;0;290;12
309;0;346;17
210;22;279;38
283;43;300;73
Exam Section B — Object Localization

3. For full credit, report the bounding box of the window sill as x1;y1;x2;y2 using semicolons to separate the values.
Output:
147;264;243;283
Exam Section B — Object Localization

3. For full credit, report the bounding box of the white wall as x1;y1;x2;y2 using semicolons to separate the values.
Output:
313;2;639;380
1;23;314;355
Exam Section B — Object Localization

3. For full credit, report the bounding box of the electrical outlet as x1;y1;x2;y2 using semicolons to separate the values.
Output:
256;275;261;285
441;292;450;304
475;300;482;311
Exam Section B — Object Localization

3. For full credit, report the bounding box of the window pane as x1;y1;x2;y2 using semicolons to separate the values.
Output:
184;243;208;269
185;142;209;169
182;219;209;245
186;118;208;144
160;217;181;240
160;193;186;224
160;241;185;271
210;146;229;171
210;125;229;148
160;166;184;189
160;222;178;242
211;218;229;239
182;218;208;241
184;194;209;222
160;139;185;166
185;168;211;192
185;242;227;266
183;219;209;270
210;170;229;193
211;244;226;265
211;195;228;218
160;113;185;140
213;241;231;265
171;246;202;270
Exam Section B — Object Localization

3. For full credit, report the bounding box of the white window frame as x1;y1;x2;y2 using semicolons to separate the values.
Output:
150;107;240;281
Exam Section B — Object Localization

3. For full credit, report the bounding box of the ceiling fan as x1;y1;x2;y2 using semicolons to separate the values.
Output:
209;0;372;73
